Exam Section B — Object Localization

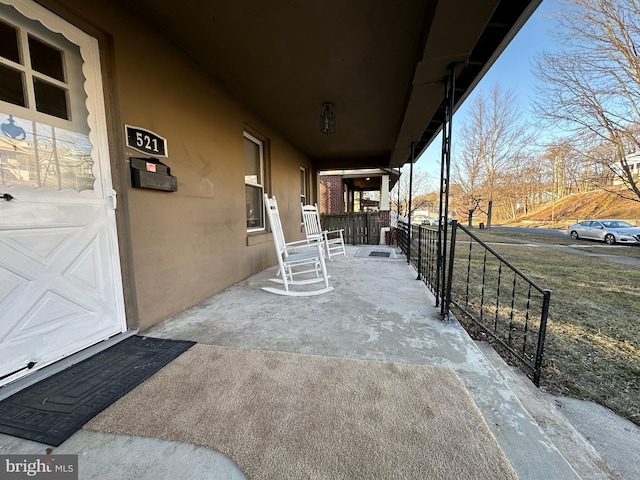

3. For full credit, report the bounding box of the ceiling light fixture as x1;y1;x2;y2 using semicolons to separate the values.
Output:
320;103;335;135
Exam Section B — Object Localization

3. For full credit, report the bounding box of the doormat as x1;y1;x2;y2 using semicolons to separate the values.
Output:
355;247;397;259
369;251;391;257
0;335;194;446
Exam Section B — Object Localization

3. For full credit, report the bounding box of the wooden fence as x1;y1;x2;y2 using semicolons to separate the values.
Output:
320;212;382;245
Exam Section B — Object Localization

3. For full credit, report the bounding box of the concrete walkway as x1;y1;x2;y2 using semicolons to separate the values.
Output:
0;245;634;479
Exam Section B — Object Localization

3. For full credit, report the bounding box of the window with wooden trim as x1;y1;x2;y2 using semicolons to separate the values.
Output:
244;132;264;231
300;166;308;205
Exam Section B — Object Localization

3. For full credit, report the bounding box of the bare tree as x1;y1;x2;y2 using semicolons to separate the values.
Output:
494;152;541;220
453;83;533;227
452;136;484;226
534;0;640;202
391;168;434;218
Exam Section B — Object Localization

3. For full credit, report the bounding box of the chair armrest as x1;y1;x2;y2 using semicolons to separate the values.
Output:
284;238;324;255
304;233;324;242
286;237;322;247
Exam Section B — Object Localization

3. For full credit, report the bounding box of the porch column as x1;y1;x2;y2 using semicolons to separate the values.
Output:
379;174;391;244
380;174;390;210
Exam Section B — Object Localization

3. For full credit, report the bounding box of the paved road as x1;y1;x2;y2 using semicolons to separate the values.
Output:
489;225;640;268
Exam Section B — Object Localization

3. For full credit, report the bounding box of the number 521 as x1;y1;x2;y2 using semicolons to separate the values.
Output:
136;132;159;153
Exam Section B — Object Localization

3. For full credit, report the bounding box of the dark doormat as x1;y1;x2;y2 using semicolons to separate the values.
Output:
369;251;391;257
0;335;195;446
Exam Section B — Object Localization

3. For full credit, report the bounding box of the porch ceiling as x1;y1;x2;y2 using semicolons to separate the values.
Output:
119;0;540;169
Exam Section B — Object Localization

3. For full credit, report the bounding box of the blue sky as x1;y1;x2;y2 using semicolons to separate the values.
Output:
416;0;560;185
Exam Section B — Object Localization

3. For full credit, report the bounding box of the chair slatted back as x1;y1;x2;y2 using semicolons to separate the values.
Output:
264;194;287;255
301;203;324;239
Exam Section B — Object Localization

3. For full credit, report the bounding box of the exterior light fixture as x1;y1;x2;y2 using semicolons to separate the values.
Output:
320;103;335;135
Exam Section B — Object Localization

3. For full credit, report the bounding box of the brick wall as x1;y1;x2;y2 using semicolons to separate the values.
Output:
319;175;344;213
378;209;390;227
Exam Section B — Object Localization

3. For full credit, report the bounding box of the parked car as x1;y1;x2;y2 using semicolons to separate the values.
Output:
430;218;453;227
567;219;640;245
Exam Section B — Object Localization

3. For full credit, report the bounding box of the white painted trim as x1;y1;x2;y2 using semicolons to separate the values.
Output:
0;330;138;401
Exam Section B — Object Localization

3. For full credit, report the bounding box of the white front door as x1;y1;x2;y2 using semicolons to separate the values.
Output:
0;0;126;385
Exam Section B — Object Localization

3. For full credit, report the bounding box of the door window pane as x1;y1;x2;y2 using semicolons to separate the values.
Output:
0;6;92;194
0;63;26;107
33;78;68;119
28;35;65;81
0;20;20;63
0;112;94;192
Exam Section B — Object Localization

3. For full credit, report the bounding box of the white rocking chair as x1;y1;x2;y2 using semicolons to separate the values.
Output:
263;194;333;296
301;203;347;260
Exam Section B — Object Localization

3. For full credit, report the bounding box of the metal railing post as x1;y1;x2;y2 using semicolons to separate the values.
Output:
444;220;457;319
407;145;414;264
416;226;423;280
438;66;455;316
534;290;551;386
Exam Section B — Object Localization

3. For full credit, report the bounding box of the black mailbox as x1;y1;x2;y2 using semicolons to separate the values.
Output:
130;157;177;192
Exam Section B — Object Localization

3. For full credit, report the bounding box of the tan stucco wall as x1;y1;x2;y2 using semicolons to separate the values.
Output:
46;0;315;330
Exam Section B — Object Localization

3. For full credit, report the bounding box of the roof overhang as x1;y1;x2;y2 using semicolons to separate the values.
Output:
321;168;400;191
117;0;541;169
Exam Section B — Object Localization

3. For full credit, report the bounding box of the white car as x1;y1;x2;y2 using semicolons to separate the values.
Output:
567;219;640;245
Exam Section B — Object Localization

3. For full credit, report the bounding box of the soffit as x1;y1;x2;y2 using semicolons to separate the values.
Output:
117;0;540;169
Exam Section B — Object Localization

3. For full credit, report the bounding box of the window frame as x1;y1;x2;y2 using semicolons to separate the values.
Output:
299;165;309;224
244;131;265;233
300;166;308;205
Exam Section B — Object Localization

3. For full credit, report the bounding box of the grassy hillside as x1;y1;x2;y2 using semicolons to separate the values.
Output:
501;188;640;227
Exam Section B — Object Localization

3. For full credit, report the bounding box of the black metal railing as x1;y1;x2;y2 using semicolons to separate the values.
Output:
415;224;440;298
396;220;410;261
398;219;551;386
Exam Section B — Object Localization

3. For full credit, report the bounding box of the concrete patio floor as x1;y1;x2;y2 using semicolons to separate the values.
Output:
143;244;619;479
0;244;630;479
